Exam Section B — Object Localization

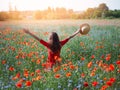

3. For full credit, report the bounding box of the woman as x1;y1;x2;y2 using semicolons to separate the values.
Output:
23;28;80;68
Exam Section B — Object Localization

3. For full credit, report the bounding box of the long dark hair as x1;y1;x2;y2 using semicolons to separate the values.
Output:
49;32;61;53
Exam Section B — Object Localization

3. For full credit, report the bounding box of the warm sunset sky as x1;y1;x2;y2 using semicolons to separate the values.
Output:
0;0;120;11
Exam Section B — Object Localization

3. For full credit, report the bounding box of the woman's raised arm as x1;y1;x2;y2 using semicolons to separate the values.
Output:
67;29;81;40
23;28;41;41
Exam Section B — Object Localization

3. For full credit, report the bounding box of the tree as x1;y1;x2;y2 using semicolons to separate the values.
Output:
85;8;95;19
97;3;109;18
0;12;9;21
34;10;42;19
98;3;109;11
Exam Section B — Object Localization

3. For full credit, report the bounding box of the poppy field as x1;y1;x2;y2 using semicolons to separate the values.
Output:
0;20;120;90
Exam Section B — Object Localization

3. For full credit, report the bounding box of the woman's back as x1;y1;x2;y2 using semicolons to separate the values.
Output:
40;36;70;67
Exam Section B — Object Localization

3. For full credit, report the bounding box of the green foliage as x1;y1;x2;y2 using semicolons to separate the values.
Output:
105;10;120;18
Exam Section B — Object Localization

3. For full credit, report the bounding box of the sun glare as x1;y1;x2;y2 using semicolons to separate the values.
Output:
5;0;100;11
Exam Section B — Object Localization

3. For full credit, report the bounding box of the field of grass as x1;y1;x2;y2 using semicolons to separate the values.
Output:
0;19;120;90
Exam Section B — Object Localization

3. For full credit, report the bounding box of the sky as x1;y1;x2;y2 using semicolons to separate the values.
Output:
0;0;120;11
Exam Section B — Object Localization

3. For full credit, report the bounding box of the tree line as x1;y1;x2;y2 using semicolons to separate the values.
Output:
0;3;120;21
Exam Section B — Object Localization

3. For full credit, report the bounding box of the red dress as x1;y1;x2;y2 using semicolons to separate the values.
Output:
40;38;69;67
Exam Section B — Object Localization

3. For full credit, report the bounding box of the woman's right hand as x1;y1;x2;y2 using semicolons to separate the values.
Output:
23;28;30;33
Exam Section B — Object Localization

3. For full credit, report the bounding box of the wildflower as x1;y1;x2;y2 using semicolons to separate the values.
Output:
62;64;68;67
109;77;116;83
53;66;60;72
66;72;71;77
97;60;103;67
68;61;73;65
101;55;105;59
109;64;115;71
36;59;41;64
81;57;85;61
17;61;22;65
1;60;6;64
83;82;89;87
90;72;95;77
91;55;95;59
16;72;20;78
9;66;15;71
69;65;75;70
24;69;29;78
35;75;42;80
106;81;112;86
63;67;67;71
41;55;45;59
57;57;62;62
105;54;111;61
54;74;61;79
45;62;52;69
80;42;84;46
81;73;85;78
105;56;111;61
42;63;46;67
25;80;32;87
30;72;34;76
92;81;99;87
15;82;22;88
87;61;92;68
27;52;33;58
73;88;78;90
12;72;20;80
103;77;107;81
100;85;108;90
43;32;49;36
35;69;41;74
116;60;120;65
15;55;19;59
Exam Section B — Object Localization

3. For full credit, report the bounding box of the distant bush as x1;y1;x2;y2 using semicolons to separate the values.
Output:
0;12;9;21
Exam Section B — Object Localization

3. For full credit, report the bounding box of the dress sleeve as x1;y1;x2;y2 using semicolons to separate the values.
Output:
40;39;49;48
60;38;70;46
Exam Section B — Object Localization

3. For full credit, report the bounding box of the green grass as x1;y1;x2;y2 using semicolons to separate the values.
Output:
0;20;120;90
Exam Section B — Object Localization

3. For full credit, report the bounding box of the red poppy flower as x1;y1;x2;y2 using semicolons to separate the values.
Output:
54;74;61;79
63;67;67;71
66;72;71;77
100;85;108;90
116;60;120;65
106;56;111;61
109;64;115;71
23;69;29;78
81;73;85;78
25;81;32;87
9;66;15;71
101;55;105;59
36;59;41;64
35;69;41;74
106;81;112;86
15;82;22;88
91;55;95;59
109;77;116;83
84;82;89;87
69;65;75;70
87;61;92;68
81;57;85;61
92;81;99;87
1;60;6;64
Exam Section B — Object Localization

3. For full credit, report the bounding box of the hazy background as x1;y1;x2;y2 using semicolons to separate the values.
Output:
1;0;120;11
0;0;120;20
